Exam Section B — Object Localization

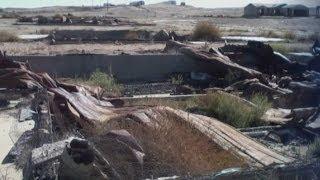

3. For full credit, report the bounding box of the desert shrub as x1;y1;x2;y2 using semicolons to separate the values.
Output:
66;13;75;18
0;30;19;42
39;29;52;34
194;93;270;128
125;98;196;110
170;74;184;85
1;12;19;18
284;31;296;40
192;21;221;41
251;93;272;118
110;112;246;177
307;138;320;159
127;92;271;128
88;69;123;98
259;30;279;38
53;13;63;19
125;31;139;40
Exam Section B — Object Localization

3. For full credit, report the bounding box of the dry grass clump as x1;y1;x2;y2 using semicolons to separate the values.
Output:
126;92;271;128
192;21;221;41
62;70;123;98
39;29;52;34
87;69;123;98
1;12;19;19
307;138;320;159
259;30;280;38
125;31;139;40
284;31;296;40
53;13;63;19
115;112;246;178
170;74;184;85
125;98;196;110
0;30;19;42
192;93;270;128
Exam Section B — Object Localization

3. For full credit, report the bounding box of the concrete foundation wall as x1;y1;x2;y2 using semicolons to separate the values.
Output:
52;30;152;42
11;54;216;82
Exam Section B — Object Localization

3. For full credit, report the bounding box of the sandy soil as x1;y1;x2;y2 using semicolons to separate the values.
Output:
0;41;312;56
1;4;319;36
0;4;318;56
0;42;167;56
0;108;34;180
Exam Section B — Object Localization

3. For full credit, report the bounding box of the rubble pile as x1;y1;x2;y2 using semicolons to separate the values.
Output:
164;40;320;170
1;38;320;179
17;15;154;27
49;29;188;44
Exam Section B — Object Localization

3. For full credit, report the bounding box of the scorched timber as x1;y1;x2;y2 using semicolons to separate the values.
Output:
51;88;116;127
161;107;294;167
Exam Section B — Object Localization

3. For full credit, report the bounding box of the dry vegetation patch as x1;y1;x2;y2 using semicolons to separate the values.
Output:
284;31;296;40
259;30;280;38
192;21;221;41
100;111;246;178
60;69;123;98
126;92;271;128
307;138;320;159
0;31;19;42
193;93;270;128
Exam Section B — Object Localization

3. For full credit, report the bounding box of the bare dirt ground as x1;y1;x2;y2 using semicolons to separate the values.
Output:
0;41;312;56
0;42;167;56
0;4;319;55
2;4;319;35
0;108;34;180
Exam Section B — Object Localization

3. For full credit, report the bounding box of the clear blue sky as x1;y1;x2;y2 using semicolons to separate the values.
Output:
0;0;318;8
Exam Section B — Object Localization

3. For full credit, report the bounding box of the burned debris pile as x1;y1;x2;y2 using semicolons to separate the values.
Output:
48;29;187;44
1;38;320;179
17;14;154;27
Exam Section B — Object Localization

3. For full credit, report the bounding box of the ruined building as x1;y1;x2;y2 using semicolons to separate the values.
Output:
244;3;309;17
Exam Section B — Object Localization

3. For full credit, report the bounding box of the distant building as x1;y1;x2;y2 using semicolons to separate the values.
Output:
244;3;287;17
244;4;260;17
129;1;145;7
162;1;177;5
281;4;309;17
244;3;309;17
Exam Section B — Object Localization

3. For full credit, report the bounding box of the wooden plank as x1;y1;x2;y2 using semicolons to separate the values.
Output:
51;88;116;127
161;107;294;167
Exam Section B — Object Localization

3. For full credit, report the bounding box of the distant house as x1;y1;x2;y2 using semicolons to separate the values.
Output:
244;3;287;17
162;1;177;5
243;4;274;17
244;4;258;17
244;3;309;17
129;1;145;7
281;4;309;17
271;4;287;16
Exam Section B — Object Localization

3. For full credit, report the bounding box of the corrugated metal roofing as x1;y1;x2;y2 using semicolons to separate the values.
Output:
249;3;287;8
282;4;309;9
